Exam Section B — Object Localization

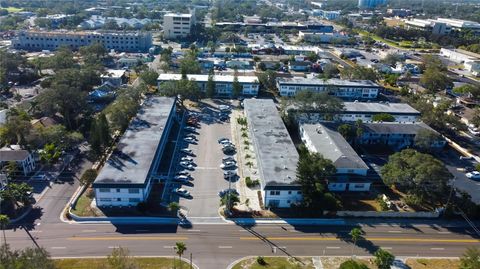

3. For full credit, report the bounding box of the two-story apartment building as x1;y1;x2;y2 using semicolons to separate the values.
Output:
276;77;381;99
12;30;152;52
157;74;259;97
92;97;177;207
0;146;35;176
299;123;371;192
244;99;301;208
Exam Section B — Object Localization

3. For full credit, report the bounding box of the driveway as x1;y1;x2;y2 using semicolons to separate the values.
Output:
177;100;234;218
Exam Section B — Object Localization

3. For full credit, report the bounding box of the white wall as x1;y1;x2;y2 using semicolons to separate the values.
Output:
278;84;379;99
95;186;147;207
264;189;302;208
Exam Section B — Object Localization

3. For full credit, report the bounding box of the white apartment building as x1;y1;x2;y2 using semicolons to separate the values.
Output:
163;12;195;39
12;30;152;52
276;77;381;99
157;74;259;96
93;97;176;207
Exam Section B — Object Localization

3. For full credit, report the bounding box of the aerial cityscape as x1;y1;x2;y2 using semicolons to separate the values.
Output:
1;0;480;268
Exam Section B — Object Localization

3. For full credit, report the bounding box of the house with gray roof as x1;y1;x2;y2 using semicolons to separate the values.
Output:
244;99;301;208
299;123;371;192
0;146;35;176
92;97;177;207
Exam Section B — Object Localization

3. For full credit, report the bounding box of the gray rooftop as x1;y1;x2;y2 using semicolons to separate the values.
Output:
243;99;299;189
301;123;369;170
93;97;175;187
343;101;420;115
277;77;381;88
362;122;438;135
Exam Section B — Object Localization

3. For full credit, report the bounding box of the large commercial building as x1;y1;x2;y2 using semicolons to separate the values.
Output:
358;0;387;9
157;74;259;97
12;30;152;52
93;97;177;207
244;99;301;208
163;12;195;39
276;77;381;99
312;10;341;20
299;123;371;192
298;31;348;43
291;101;421;124
404;19;451;35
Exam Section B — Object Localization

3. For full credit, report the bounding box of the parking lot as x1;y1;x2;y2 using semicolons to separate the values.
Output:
168;100;236;218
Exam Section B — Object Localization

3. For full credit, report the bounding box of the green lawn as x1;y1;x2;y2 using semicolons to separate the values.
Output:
405;258;460;269
70;189;95;217
232;257;314;269
54;257;189;269
1;7;23;12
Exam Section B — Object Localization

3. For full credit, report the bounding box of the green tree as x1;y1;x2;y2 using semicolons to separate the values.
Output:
174;242;187;268
0;244;55;269
79;169;97;186
39;143;61;164
350;228;363;257
460;246;480;269
374;248;395;269
339;260;369;269
420;67;452;93
0;111;32;146
289;90;344;117
341;66;378;81
0;214;9;245
372;113;395;122
206;69;216;98
338;124;354;141
453;84;480;99
139;69;159;87
414;129;443;153
232;69;242;98
322;63;340;79
257;70;276;92
106;247;139;269
381;149;451;203
4;161;18;180
220;193;240;211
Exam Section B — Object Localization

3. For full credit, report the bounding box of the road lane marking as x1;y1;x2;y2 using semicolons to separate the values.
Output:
30;230;42;233
108;246;119;249
164;246;175;249
51;247;66;249
218;246;232;249
431;248;445;250
326;246;341;249
69;236;188;241
382;247;393;250
82;230;97;233
239;237;480;243
388;231;402;233
186;229;201;232
194;167;218;170
438;231;452;234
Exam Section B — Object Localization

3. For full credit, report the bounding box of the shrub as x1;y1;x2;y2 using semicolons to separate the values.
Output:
403;194;422;207
245;154;251;159
376;195;389;211
79;169;98;186
339;260;368;269
256;256;267;266
237;117;247;126
245;177;259;188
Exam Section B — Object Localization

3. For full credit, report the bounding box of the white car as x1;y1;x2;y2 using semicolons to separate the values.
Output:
184;126;196;132
220;161;236;169
181;156;193;162
184;137;196;144
218;138;230;144
222;142;235;148
176;171;190;177
218;105;230;112
222;156;235;163
174;175;192;183
223;170;236;179
466;171;480;180
173;188;190;197
180;148;193;155
179;161;194;170
185;133;196;139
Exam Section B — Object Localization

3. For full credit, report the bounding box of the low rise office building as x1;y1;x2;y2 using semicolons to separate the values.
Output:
12;30;152;52
93;97;177;207
276;77;381;99
163;12;195;39
244;99;301;208
157;74;259;97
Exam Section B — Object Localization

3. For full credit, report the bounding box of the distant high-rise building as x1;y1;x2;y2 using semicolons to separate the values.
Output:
163;10;195;40
358;0;387;9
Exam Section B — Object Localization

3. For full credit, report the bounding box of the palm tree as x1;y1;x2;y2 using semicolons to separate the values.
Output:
174;241;187;268
349;227;363;257
0;214;10;245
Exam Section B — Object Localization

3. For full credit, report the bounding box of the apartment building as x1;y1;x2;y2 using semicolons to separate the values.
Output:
358;0;387;9
157;74;259;97
0;147;35;176
12;30;152;52
244;99;301;208
163;12;195;39
276;77;381;99
93;97;177;207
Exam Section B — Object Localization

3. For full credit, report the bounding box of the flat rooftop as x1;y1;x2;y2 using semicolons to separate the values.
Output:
157;74;259;84
301;123;368;171
93;97;175;187
343;101;420;115
362;122;438;135
277;77;380;88
243;99;299;189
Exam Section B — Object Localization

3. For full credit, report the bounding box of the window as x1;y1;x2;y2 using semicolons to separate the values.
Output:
269;190;280;195
99;198;111;202
129;198;140;203
288;191;292;195
116;188;121;192
297;191;302;195
128;188;139;194
116;198;121;202
99;188;110;193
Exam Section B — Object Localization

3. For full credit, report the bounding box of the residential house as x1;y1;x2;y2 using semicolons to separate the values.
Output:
0;146;35;176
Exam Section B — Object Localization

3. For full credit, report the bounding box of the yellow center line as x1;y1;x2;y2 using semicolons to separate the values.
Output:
69;236;189;241
239;237;480;243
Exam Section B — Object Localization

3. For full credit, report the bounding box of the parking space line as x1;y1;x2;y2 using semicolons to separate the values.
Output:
218;246;232;249
164;246;175;249
431;248;445;250
326;246;341;249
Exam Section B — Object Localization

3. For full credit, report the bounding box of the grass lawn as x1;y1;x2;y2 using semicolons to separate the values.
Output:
54;257;188;269
70;188;97;217
0;7;23;12
321;257;375;269
232;257;314;269
405;258;460;269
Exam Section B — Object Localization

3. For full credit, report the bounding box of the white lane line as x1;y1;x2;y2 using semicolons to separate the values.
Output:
238;230;249;232
186;229;201;232
195;167;218;170
164;246;175;249
82;230;96;233
431;248;445;250
388;230;403;233
437;231;451;234
382;247;393;250
218;246;233;249
278;246;287;249
51;247;66;249
30;230;42;233
108;246;119;249
326;246;341;249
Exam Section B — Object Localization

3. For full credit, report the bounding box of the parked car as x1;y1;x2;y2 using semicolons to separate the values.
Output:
179;161;194;170
185;133;196;139
222;146;236;154
222;156;235;163
466;171;480;180
184;126;196;132
465;166;474;172
218;138;230;144
218;188;238;197
173;188;191;197
220;161;236;169
31;174;47;181
218;105;230;112
174;175;192;182
219;114;229;121
184;137;197;144
181;156;193;163
223;170;236;179
180;148;193;155
176;171;190;177
460;156;474;160
391;260;408;269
